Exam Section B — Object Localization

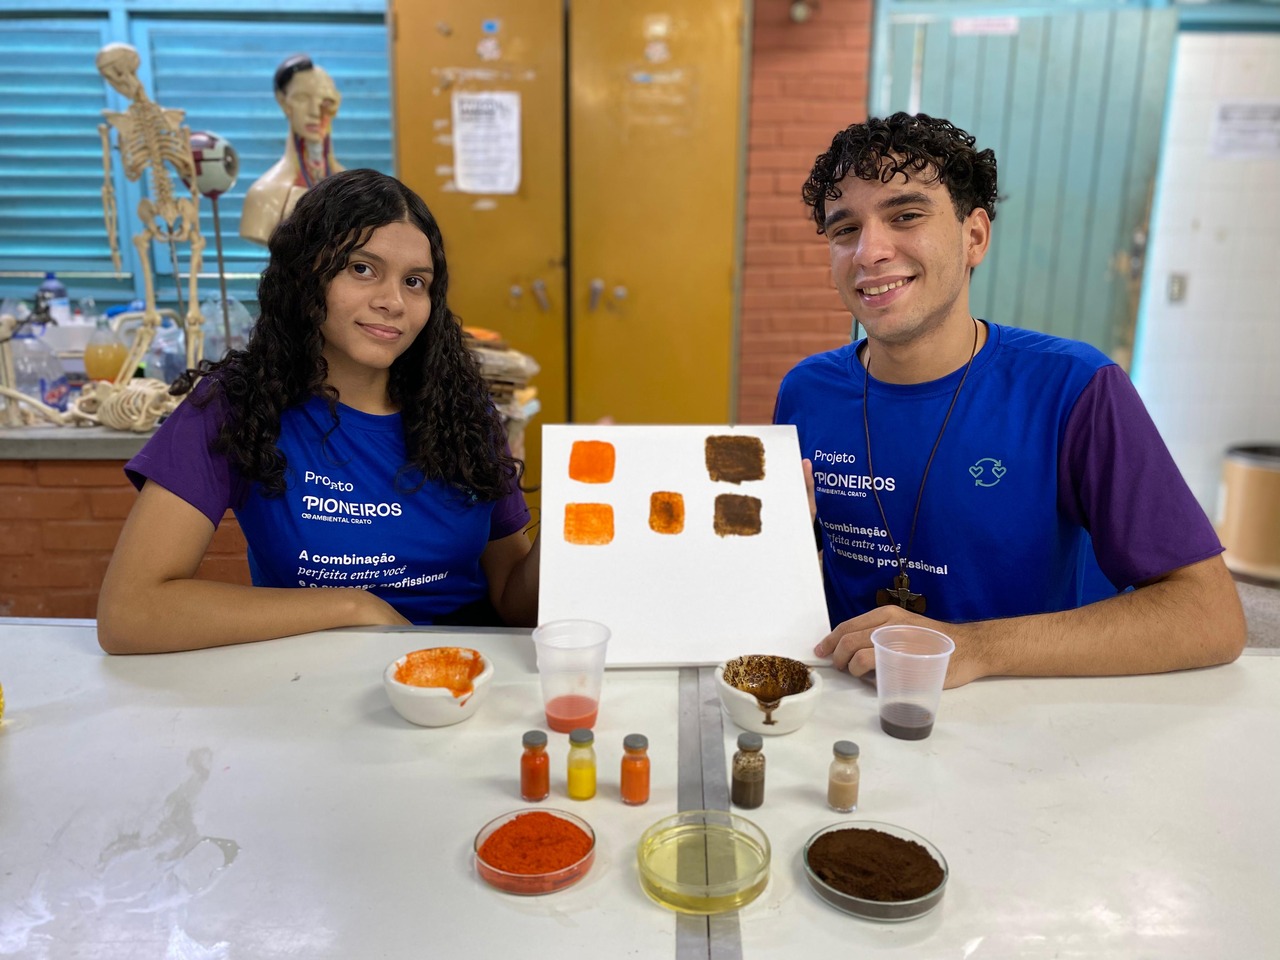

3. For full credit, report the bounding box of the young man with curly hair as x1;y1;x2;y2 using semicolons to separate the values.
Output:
774;113;1245;687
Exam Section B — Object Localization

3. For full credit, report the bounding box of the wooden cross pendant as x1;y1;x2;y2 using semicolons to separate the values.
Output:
876;573;926;614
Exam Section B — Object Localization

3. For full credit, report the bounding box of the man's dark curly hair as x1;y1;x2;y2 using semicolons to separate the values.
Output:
802;112;998;232
176;167;519;501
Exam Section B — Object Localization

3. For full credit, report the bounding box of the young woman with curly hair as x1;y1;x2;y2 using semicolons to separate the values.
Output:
98;168;538;654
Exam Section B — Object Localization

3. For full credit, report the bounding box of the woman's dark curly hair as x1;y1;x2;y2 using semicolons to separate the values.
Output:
802;113;998;233
176;168;519;501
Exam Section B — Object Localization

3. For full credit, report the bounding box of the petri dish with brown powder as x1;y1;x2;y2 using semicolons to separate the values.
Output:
802;821;948;921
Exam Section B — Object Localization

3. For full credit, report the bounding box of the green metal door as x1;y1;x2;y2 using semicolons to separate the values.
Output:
873;5;1176;361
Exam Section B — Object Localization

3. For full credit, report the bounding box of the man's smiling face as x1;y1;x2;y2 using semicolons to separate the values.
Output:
823;165;989;347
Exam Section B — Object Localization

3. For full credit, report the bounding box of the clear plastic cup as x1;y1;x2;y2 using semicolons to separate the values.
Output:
871;625;955;741
531;620;611;733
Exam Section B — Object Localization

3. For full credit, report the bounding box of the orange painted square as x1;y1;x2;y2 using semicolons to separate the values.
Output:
648;491;685;535
568;440;616;484
564;503;615;545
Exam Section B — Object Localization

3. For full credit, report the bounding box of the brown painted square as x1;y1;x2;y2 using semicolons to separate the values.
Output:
705;435;765;484
714;494;762;537
648;491;685;535
568;440;616;484
564;502;615;545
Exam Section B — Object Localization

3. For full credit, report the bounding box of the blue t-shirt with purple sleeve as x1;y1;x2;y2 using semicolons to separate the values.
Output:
774;322;1222;627
125;380;530;625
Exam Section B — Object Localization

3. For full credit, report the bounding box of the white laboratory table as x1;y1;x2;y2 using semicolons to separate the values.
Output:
1;619;1277;959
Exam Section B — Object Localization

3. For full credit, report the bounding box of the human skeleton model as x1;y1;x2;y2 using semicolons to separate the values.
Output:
96;42;207;381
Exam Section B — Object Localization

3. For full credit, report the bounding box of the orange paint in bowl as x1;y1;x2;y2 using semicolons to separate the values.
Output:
394;647;486;699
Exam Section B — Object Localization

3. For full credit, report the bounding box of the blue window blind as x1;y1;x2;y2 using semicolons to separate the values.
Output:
135;18;393;302
0;19;128;303
0;8;390;310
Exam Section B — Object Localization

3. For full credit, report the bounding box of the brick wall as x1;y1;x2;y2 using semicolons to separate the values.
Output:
737;0;872;423
0;460;250;619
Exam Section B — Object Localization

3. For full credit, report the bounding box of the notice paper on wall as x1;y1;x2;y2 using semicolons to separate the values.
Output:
451;90;521;194
1210;101;1280;159
539;424;831;667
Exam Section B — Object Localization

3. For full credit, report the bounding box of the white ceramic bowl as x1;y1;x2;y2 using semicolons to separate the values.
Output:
383;647;494;727
714;654;822;736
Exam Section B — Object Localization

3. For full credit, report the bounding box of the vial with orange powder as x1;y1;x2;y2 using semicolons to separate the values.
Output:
520;729;550;802
620;733;650;805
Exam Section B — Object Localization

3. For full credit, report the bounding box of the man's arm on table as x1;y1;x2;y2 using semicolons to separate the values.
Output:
816;553;1248;687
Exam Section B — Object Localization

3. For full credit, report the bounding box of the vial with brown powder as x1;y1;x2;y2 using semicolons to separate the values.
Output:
730;732;765;809
827;740;860;813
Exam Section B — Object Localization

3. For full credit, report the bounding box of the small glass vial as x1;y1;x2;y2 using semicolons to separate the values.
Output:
567;727;597;800
620;733;650;805
520;729;550;802
730;732;765;809
827;740;860;813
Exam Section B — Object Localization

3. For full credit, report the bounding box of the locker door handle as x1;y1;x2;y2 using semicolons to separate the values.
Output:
588;278;605;312
531;278;549;312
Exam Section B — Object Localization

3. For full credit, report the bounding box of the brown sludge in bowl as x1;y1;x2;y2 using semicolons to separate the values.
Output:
808;828;944;902
722;655;812;702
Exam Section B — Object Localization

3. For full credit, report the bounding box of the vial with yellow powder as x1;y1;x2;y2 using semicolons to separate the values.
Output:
567;727;596;800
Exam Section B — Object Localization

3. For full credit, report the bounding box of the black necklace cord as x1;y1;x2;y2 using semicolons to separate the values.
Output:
862;318;980;579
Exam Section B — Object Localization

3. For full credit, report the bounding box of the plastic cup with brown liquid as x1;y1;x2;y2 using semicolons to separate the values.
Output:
871;625;954;740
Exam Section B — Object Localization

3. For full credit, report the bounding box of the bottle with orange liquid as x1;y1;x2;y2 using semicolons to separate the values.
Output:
620;733;650;805
520;729;550;802
83;315;128;382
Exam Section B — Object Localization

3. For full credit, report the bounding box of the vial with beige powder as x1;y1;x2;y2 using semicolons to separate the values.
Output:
827;740;860;813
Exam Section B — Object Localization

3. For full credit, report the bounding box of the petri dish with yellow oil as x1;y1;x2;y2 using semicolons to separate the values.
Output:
636;809;770;915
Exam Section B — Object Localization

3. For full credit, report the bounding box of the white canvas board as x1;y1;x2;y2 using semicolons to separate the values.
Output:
538;424;831;667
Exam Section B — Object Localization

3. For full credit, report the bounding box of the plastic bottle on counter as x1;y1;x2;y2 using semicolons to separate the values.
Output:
566;728;596;800
827;740;861;813
520;729;550;802
36;272;71;325
11;328;70;411
620;733;650;805
730;732;765;809
200;295;254;360
102;303;146;379
146;317;187;384
84;314;129;383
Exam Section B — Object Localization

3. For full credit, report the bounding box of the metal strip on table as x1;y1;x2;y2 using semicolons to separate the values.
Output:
675;666;743;960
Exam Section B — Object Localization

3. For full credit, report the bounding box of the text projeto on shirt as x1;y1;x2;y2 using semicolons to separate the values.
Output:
293;469;452;591
810;448;951;577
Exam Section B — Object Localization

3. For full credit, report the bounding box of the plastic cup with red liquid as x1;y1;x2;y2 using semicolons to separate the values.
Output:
532;620;611;733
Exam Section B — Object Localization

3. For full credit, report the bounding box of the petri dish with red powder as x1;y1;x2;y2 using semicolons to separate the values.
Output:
474;808;596;896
